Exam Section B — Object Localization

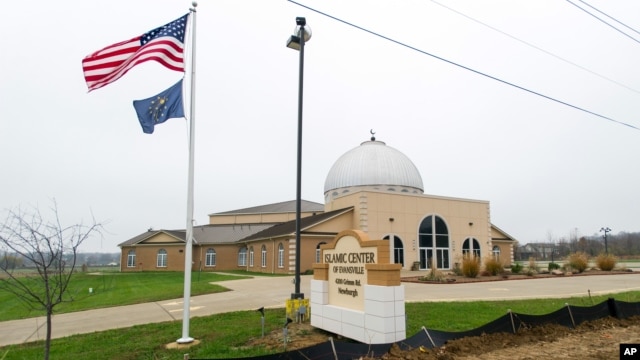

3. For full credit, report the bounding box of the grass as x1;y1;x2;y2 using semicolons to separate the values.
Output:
405;290;640;334
2;286;639;359
617;259;640;263
0;271;250;321
1;309;289;360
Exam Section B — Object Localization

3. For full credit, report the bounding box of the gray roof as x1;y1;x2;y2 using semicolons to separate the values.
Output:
241;207;353;242
120;200;328;248
209;199;324;216
194;224;275;244
324;139;424;194
118;223;274;247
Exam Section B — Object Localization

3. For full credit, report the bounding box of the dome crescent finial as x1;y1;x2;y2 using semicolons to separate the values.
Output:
370;129;376;141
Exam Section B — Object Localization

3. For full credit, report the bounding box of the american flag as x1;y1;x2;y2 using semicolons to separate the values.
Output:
82;14;189;92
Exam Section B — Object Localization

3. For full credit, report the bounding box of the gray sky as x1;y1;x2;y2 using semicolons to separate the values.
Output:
1;0;639;253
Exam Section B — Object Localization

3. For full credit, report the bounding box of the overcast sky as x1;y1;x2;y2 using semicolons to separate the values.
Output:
2;0;639;253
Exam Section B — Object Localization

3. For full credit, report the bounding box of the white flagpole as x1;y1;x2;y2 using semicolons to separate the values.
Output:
177;1;197;344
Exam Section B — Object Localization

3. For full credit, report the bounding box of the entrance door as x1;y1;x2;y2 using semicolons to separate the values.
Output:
418;215;450;270
419;248;434;269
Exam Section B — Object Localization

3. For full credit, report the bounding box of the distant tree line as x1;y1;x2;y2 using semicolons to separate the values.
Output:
1;251;119;269
0;252;24;270
516;231;640;260
76;252;120;266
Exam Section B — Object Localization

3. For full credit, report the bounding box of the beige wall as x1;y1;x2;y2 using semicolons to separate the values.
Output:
141;233;178;243
208;210;321;225
326;190;493;269
308;215;353;233
490;241;514;266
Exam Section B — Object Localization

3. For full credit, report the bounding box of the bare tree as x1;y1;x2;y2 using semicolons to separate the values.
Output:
0;202;103;360
556;236;570;258
545;230;555;261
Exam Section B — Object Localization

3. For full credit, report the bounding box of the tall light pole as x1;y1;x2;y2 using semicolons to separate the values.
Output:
600;227;611;254
287;17;311;300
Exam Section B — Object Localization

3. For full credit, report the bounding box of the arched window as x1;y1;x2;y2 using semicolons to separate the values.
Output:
205;248;216;267
393;236;405;266
278;243;284;268
384;235;405;267
316;242;327;263
238;247;247;266
462;238;481;258
127;250;136;268
261;245;267;268
249;246;254;267
418;215;450;270
156;249;167;268
492;245;501;260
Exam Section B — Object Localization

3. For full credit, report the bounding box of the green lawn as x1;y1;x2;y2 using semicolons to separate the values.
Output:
1;277;638;360
0;271;249;321
405;290;640;334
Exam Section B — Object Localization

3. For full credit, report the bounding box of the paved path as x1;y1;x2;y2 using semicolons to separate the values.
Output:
1;272;639;347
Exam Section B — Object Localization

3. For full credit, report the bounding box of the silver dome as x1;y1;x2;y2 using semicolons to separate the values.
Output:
324;140;424;196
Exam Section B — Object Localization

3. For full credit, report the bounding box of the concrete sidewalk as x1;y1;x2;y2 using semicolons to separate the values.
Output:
1;272;639;347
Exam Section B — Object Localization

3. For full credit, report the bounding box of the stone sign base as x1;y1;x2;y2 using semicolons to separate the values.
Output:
310;279;405;344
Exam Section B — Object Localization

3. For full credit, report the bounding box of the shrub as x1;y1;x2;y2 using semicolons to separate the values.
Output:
548;262;561;271
484;256;504;276
566;252;589;273
420;258;444;282
452;262;463;276
595;253;617;271
461;254;480;278
526;269;536;276
510;263;523;274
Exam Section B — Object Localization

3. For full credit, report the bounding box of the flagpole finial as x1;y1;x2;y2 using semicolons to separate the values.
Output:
192;1;198;8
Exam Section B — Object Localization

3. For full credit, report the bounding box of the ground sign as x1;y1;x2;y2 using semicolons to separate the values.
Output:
310;230;405;344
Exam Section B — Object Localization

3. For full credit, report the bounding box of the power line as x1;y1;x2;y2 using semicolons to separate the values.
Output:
288;0;640;131
576;0;640;37
429;0;640;94
565;0;640;45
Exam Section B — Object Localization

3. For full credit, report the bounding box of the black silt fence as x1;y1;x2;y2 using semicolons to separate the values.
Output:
569;301;612;326
615;299;640;318
191;298;639;360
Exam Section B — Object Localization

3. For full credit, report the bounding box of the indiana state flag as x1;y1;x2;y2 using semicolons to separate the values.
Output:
133;79;185;134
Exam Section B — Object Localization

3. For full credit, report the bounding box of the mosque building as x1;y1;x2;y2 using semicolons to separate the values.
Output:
119;136;516;273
